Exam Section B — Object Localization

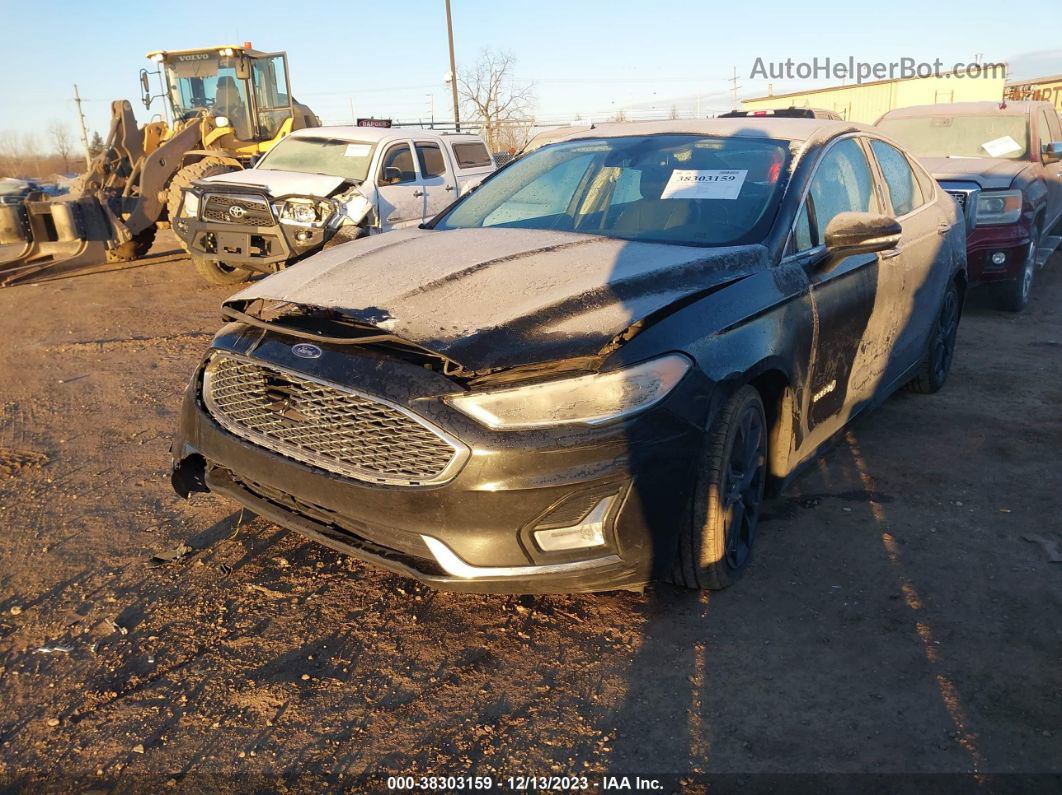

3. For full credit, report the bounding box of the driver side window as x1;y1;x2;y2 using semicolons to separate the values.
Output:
789;138;879;255
378;144;417;186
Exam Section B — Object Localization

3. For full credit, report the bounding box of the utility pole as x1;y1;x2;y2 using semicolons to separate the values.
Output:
348;97;355;124
73;84;92;168
729;67;741;107
445;0;461;132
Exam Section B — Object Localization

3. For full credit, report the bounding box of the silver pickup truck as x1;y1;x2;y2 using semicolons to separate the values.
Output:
172;127;496;284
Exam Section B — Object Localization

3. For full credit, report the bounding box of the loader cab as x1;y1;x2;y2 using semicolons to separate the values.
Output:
146;46;304;151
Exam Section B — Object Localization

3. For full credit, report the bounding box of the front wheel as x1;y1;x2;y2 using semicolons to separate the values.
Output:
672;385;767;590
995;241;1035;313
191;255;254;285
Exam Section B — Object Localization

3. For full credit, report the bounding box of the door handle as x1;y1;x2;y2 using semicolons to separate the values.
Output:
937;222;952;235
412;190;424;197
445;185;456;192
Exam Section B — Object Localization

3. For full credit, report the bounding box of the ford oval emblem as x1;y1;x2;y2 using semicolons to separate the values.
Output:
291;343;322;359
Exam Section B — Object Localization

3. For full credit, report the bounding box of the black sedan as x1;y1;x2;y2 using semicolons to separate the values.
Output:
171;118;967;593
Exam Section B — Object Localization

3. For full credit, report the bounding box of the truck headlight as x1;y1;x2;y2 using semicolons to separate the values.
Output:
180;191;200;219
276;198;333;226
213;115;230;129
975;190;1022;226
446;354;691;430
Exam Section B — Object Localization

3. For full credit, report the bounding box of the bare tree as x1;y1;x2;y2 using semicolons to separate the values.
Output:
49;121;73;174
669;105;680;120
457;49;535;153
20;132;41;177
610;109;628;122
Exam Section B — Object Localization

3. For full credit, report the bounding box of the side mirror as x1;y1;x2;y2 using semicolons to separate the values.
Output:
824;211;902;257
382;166;401;184
1041;141;1062;164
139;68;152;109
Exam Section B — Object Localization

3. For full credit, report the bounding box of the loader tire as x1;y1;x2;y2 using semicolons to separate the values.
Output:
166;157;240;229
106;224;157;263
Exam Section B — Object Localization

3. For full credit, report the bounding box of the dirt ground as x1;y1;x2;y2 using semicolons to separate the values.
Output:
0;232;1059;792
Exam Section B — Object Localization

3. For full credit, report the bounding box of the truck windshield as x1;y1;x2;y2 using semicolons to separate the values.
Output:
255;137;376;183
434;135;790;247
876;115;1029;159
165;54;253;139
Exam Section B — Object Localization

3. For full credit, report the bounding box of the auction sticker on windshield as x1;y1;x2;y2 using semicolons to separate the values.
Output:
981;136;1022;158
661;169;747;200
345;144;372;158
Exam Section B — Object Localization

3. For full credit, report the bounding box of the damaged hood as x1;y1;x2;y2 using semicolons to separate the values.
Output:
918;157;1028;190
226;227;768;371
200;168;347;197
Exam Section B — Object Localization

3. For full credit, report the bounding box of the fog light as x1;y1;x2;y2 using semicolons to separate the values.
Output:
991;252;1007;265
533;496;613;552
295;230;311;242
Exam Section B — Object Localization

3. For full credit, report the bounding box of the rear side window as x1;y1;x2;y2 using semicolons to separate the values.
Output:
870;139;923;216
452;141;492;168
415;142;447;178
379;144;416;185
808;138;880;234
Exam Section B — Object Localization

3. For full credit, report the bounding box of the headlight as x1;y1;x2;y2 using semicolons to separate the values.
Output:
446;354;691;430
276;199;333;226
975;189;1022;226
213;115;230;128
180;191;200;219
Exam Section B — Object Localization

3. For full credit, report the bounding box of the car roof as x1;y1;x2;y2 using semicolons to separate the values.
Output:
528;118;875;148
879;101;1043;119
288;126;486;144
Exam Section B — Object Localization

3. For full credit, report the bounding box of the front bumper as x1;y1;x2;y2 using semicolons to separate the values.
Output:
964;223;1033;285
173;200;332;272
170;330;710;593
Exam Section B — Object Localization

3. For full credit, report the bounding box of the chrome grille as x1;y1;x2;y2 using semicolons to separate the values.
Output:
202;354;467;486
202;193;275;226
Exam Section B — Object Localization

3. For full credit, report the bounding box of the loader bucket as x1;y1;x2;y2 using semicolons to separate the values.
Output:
0;197;116;287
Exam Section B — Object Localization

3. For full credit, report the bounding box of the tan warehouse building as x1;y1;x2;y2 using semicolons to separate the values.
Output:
741;70;1007;123
1004;74;1062;113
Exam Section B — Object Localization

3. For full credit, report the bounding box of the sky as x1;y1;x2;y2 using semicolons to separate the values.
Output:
2;0;1060;145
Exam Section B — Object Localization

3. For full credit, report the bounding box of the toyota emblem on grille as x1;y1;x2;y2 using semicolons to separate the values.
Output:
292;343;323;359
228;204;247;219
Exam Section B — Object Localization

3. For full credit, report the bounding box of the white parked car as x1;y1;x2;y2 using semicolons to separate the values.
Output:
172;126;496;283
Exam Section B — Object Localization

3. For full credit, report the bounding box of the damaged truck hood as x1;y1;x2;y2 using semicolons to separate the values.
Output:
200;168;347;197
225;227;768;371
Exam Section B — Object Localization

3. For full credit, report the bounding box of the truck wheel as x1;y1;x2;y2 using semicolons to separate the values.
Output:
996;240;1036;313
671;385;767;590
191;255;254;285
166;157;240;229
106;224;157;263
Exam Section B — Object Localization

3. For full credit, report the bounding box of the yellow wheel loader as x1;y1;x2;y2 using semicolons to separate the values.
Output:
0;44;318;286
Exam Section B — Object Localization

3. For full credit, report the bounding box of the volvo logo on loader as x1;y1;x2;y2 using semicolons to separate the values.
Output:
228;205;247;219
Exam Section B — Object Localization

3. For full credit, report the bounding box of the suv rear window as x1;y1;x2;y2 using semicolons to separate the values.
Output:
452;142;493;168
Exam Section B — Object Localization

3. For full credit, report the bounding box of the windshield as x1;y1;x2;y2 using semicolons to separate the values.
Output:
435;134;790;247
164;53;253;139
255;137;376;182
876;115;1029;159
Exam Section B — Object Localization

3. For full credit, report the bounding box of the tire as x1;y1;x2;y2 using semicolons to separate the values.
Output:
995;240;1036;313
105;223;157;263
322;224;368;250
672;385;767;590
191;255;254;285
906;280;961;394
165;157;240;228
